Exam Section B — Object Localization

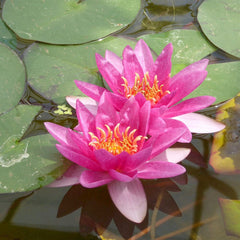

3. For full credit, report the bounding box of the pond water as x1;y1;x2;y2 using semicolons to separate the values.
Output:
0;0;240;239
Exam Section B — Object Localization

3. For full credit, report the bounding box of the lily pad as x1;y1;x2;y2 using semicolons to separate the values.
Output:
0;43;26;115
219;198;240;237
186;61;240;104
2;0;140;44
210;93;240;174
0;105;69;193
198;0;240;58
23;37;136;103
139;29;216;66
0;18;17;49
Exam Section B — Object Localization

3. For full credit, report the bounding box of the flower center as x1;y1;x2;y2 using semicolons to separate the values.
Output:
89;123;146;156
121;72;170;105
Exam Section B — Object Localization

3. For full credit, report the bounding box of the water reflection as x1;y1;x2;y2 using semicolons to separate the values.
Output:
121;0;205;37
1;154;240;239
57;179;183;239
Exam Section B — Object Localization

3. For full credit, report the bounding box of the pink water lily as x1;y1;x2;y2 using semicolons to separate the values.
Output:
45;92;189;223
71;39;224;142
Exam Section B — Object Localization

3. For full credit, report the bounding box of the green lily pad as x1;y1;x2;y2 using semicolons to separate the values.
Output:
2;0;140;44
186;61;240;104
198;0;240;58
210;93;240;174
139;29;216;66
0;18;17;49
0;43;25;115
0;105;69;193
23;37;136;103
219;198;240;237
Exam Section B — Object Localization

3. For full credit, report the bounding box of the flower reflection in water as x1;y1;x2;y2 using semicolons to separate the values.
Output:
57;178;184;239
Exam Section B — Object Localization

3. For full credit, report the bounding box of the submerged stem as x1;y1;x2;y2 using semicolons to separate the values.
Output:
155;216;217;240
150;191;164;240
1;192;34;224
129;200;201;240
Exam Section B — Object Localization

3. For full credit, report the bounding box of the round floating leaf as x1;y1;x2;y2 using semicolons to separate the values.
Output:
210;93;240;174
0;105;69;193
0;18;17;49
186;61;240;104
23;37;136;103
2;0;140;44
219;198;240;237
0;43;25;115
198;0;240;58
139;29;216;67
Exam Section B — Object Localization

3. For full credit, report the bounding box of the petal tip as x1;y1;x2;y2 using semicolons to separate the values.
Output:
108;180;147;223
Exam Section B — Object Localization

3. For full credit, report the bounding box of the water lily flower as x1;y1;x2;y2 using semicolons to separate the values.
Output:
71;39;224;142
45;92;189;223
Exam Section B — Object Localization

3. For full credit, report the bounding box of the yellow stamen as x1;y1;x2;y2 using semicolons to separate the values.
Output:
121;72;170;105
89;123;146;155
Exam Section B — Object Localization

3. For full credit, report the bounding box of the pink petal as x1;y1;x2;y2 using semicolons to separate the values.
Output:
173;113;225;133
151;148;191;163
164;118;192;143
45;122;92;156
156;89;176;107
122;46;144;85
74;80;106;102
109;169;137;182
44;122;68;146
108;179;147;223
148;108;167;136
96;53;123;92
154;43;173;86
171;59;209;86
121;147;152;171
138;101;151;136
111;151;129;170
168;59;209;106
47;165;84;187
56;144;101;171
96;92;119;129
163;96;216;117
134;92;147;107
76;100;95;140
107;92;127;110
80;170;113;188
151;127;187;158
137;161;186;179
94;149;117;171
105;50;123;73
134;39;154;79
119;96;140;131
67;130;93;157
66;96;94;108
